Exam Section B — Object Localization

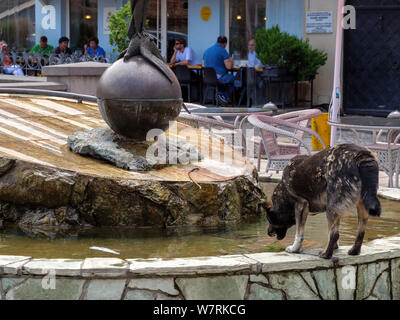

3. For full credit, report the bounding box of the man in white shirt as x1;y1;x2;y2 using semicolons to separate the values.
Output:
247;39;262;68
170;38;200;66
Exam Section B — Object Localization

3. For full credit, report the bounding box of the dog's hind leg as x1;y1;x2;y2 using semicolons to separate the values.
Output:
319;210;342;259
348;200;369;256
285;199;309;253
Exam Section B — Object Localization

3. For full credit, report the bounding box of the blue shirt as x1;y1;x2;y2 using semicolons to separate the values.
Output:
87;46;105;56
176;47;200;66
203;43;230;76
248;51;262;67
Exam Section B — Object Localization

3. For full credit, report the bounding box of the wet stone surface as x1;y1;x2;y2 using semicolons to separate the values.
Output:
67;128;202;171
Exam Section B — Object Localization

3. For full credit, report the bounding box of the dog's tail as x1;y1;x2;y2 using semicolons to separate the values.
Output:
359;157;381;217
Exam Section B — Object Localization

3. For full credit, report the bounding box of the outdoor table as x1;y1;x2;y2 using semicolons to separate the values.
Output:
328;115;400;144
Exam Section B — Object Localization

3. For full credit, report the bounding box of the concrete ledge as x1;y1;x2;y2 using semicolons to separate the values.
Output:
1;236;400;299
42;62;110;77
0;74;47;83
0;81;67;91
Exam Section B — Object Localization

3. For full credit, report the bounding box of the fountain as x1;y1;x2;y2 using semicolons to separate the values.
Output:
0;0;265;233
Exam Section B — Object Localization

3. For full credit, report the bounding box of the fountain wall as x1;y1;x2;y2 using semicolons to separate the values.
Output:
1;235;399;300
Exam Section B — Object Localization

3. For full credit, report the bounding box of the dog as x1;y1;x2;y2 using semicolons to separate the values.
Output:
264;144;381;259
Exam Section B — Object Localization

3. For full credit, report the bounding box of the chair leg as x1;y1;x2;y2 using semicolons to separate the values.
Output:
188;84;191;103
257;144;261;171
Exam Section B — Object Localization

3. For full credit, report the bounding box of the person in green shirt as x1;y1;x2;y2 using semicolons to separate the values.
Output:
30;36;54;56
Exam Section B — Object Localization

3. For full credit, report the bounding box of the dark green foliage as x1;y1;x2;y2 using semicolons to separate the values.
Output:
255;25;327;81
108;2;132;53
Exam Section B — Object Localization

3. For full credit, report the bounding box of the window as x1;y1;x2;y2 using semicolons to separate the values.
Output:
229;0;266;59
70;0;98;52
0;0;35;50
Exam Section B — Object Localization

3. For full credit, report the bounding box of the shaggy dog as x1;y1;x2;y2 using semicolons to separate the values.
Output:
265;144;381;259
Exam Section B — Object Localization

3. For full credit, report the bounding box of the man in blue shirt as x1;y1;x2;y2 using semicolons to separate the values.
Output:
84;37;105;57
203;36;234;105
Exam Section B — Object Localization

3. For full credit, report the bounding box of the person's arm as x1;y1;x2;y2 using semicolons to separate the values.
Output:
84;44;88;55
30;44;37;54
170;43;179;64
202;59;205;67
224;57;233;70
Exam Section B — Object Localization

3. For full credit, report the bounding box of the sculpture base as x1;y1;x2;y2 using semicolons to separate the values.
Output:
67;128;202;171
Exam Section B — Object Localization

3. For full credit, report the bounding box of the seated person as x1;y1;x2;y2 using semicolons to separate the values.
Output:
1;42;24;76
30;36;54;56
247;39;264;89
203;36;234;104
52;36;73;55
170;38;200;66
247;39;262;68
84;37;105;57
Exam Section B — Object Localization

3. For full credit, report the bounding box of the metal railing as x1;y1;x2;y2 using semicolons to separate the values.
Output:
0;87;97;103
0;51;111;76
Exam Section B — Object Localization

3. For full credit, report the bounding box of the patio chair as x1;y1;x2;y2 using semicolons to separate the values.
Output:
248;113;326;173
249;109;323;158
175;65;200;103
364;129;400;188
202;67;233;107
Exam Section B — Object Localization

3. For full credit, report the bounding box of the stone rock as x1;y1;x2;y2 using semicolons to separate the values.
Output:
356;261;389;300
336;266;356;300
299;272;318;295
249;274;269;285
312;269;337;300
124;289;155;300
0;155;264;228
128;278;179;295
268;272;320;300
84;279;126;300
6;278;84;300
1;277;27;292
175;275;248;300
391;258;400;299
370;270;391;300
22;259;83;277
67;128;202;171
81;258;128;277
247;283;284;300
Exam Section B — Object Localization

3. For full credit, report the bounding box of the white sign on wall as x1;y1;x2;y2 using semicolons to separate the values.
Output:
41;5;56;30
103;7;117;35
306;11;333;34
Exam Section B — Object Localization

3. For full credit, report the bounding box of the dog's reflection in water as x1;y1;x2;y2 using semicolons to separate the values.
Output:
264;144;381;259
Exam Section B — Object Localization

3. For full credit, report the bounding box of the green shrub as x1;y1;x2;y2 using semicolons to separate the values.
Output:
255;25;327;81
108;2;132;53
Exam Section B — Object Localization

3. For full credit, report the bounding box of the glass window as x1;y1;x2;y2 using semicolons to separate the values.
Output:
70;0;98;52
0;0;35;50
146;0;188;61
229;0;266;59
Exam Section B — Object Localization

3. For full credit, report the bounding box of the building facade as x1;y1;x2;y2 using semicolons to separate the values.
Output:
0;0;338;106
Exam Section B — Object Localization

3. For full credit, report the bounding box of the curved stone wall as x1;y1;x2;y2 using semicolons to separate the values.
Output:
1;235;399;300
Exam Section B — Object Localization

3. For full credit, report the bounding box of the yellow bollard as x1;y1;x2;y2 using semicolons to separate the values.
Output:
311;113;331;151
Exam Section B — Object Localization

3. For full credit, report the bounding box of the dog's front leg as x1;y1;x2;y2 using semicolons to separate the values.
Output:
286;200;309;253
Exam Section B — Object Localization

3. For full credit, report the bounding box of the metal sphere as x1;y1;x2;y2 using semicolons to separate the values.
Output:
96;55;182;140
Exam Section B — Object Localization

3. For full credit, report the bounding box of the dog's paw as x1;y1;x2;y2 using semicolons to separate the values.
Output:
319;250;333;259
285;245;301;253
348;246;361;256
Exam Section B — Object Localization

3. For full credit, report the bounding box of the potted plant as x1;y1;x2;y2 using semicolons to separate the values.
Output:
254;25;327;81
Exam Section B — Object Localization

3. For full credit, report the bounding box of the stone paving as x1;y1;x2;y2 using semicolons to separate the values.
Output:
0;235;399;299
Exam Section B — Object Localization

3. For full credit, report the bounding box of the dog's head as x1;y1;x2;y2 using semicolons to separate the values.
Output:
264;186;296;241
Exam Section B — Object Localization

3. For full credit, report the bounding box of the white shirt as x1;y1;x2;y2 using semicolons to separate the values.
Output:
176;47;200;66
248;51;262;67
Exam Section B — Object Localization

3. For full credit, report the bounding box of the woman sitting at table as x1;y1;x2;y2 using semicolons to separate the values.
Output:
0;41;24;76
170;38;200;66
